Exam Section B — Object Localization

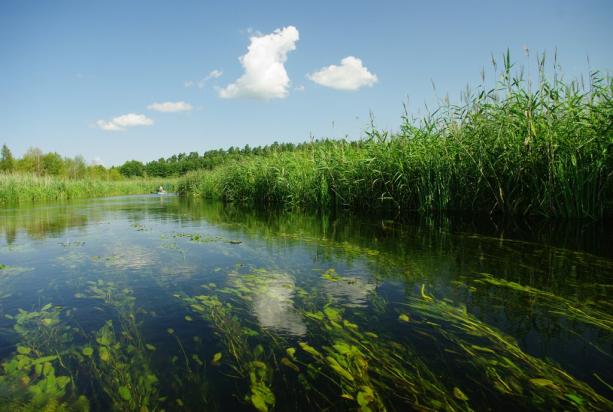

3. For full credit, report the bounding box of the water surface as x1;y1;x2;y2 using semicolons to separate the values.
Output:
0;195;611;411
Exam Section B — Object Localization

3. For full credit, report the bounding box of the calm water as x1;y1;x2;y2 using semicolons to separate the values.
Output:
0;195;611;411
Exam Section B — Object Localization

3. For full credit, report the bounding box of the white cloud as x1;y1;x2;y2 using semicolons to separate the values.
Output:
147;101;193;112
219;26;299;100
207;69;223;79
95;113;153;132
308;56;378;91
185;69;223;89
294;85;305;92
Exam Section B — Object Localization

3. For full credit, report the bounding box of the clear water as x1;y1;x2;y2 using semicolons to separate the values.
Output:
0;194;611;411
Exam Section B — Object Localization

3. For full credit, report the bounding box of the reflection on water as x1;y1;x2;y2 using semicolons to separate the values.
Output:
0;195;611;411
245;272;307;337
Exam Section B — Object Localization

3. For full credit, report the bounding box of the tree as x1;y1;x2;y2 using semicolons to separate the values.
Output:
65;155;87;179
42;152;64;175
18;147;44;175
0;144;14;172
119;160;145;177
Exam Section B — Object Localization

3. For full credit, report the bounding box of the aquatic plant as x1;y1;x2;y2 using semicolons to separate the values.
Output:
79;280;161;411
404;291;613;411
0;173;176;205
178;55;613;219
177;292;277;411
0;305;89;411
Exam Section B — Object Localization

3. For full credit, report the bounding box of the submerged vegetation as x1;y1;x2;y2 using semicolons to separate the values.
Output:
0;173;175;205
178;54;613;219
0;195;611;410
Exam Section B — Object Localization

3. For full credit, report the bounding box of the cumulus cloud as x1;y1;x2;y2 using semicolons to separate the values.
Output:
308;56;378;91
95;113;153;132
147;101;193;112
219;26;299;100
185;69;224;89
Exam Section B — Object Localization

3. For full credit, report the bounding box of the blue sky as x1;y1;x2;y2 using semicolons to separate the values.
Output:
1;0;612;166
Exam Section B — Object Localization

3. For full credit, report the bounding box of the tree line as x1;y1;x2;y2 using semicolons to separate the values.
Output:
0;141;348;179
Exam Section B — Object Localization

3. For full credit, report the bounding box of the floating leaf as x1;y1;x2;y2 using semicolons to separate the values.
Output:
184;315;193;322
167;328;175;334
286;347;296;359
145;344;156;351
41;303;52;311
212;352;222;364
453;387;469;401
82;347;94;357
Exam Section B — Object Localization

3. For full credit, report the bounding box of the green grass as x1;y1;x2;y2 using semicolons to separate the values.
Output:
0;173;176;205
178;55;613;219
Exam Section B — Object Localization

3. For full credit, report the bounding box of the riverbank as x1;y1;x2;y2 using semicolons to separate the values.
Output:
0;173;176;205
178;68;612;219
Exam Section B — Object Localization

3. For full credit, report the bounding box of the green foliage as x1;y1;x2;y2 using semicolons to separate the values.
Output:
0;173;176;205
178;58;613;219
0;305;90;411
0;144;15;172
119;160;145;177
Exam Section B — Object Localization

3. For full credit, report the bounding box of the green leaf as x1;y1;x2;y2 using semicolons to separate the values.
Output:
99;347;110;362
212;352;222;363
453;387;469;401
398;314;410;322
565;393;584;406
530;378;555;387
324;307;341;322
41;303;52;311
16;346;31;355
281;357;300;372
118;386;132;401
82;347;94;357
145;344;156;351
299;342;322;358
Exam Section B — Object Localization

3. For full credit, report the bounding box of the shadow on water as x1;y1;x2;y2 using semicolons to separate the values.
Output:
0;195;611;411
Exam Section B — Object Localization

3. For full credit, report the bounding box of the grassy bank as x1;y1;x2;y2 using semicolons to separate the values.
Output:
0;173;176;205
178;59;613;219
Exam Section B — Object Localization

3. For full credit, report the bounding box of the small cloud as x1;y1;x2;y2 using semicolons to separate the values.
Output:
92;157;104;166
294;85;305;92
147;101;193;112
308;56;378;91
95;113;153;132
206;69;223;79
219;26;299;100
185;69;223;89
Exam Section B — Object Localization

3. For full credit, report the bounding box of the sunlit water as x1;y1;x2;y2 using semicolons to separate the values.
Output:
0;195;611;411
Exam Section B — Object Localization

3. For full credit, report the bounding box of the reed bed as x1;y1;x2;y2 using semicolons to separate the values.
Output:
178;56;613;219
0;173;176;205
